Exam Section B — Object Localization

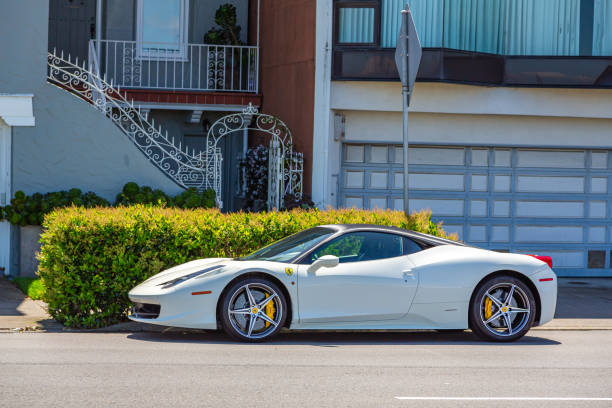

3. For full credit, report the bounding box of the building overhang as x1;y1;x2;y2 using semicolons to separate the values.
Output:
0;94;35;126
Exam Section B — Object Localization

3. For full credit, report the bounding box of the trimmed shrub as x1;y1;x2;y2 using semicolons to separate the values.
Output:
114;182;216;209
38;206;454;328
0;189;109;226
0;183;216;226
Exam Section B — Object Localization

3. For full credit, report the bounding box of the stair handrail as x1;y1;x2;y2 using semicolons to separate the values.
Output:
47;49;207;191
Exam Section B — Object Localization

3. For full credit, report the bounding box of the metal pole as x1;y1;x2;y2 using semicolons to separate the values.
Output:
96;0;103;64
257;0;261;47
401;9;410;216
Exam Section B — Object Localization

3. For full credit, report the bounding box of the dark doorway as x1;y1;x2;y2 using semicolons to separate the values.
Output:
48;0;97;61
218;133;246;212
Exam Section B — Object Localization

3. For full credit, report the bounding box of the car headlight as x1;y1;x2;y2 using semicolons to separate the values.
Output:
157;265;225;289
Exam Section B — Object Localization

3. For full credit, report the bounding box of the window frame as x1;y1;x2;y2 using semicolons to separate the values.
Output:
136;0;190;61
300;230;421;265
334;0;380;47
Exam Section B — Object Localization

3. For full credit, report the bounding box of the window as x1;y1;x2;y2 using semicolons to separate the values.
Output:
240;227;335;263
403;237;422;255
137;0;189;60
308;231;414;264
335;2;379;45
588;250;606;268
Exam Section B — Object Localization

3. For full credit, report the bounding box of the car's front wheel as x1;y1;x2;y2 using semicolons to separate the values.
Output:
220;277;287;342
469;275;537;342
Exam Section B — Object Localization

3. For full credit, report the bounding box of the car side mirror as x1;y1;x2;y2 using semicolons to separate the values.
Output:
307;255;339;274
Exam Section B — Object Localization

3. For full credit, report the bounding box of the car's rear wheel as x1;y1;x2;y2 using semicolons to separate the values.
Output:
469;275;536;342
220;277;287;342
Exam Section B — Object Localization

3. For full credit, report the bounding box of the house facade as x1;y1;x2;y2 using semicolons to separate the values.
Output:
0;0;315;276
310;0;612;277
3;0;612;279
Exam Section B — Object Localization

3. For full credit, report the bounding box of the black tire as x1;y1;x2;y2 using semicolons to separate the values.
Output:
469;275;537;342
220;277;287;342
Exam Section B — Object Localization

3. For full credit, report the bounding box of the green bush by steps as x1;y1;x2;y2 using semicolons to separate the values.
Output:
38;206;454;329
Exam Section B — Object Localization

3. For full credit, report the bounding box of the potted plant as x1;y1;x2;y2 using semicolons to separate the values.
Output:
204;4;254;90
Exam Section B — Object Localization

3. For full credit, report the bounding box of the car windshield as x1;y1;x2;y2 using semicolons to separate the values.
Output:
239;227;335;263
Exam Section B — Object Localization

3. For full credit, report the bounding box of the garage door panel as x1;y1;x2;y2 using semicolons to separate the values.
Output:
409;173;465;191
516;250;584;268
515;226;584;243
591;177;608;193
408;147;465;166
517;149;585;168
340;144;612;276
517;175;585;193
515;201;584;218
591;151;608;169
409;199;464;216
589;226;606;243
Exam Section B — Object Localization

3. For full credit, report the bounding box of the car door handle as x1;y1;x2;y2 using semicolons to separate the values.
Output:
402;270;415;280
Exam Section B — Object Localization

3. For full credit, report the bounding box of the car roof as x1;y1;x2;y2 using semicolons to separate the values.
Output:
318;224;464;247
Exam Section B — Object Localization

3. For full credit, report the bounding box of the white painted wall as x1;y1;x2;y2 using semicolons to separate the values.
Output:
312;0;334;207
332;81;612;119
339;110;612;146
0;120;11;276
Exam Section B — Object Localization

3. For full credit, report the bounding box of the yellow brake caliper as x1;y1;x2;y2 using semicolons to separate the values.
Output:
484;296;493;320
265;293;275;328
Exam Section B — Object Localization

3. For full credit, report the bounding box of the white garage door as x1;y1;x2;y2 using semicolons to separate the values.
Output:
339;143;612;277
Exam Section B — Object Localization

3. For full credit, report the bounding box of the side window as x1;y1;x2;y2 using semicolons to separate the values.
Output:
403;237;423;255
309;232;404;264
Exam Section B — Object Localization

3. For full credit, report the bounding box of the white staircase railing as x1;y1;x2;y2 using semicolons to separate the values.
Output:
47;49;211;191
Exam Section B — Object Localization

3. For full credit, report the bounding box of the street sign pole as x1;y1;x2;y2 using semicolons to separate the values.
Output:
401;9;410;216
395;5;421;217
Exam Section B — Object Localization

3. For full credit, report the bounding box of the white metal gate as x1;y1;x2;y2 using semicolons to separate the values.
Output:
205;103;303;210
0;121;11;276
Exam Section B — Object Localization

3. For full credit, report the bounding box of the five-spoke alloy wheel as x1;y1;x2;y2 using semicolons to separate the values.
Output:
220;278;287;342
470;275;536;342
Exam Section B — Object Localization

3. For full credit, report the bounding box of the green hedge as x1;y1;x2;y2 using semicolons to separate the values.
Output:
0;182;216;226
38;206;453;328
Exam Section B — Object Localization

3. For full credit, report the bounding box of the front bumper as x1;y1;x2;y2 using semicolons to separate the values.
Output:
128;286;220;330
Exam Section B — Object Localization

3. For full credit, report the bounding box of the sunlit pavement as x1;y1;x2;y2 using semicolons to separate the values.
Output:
1;330;611;407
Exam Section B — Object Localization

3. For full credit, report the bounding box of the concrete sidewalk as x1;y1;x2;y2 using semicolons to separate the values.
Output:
0;277;611;332
534;278;612;330
0;278;62;332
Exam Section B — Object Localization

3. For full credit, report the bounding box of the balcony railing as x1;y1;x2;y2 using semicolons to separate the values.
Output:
91;40;259;93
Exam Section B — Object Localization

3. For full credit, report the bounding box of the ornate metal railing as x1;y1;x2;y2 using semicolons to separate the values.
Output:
47;49;209;190
205;103;304;210
92;39;259;93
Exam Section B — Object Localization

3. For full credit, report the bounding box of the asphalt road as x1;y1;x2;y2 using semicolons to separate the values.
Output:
1;330;611;408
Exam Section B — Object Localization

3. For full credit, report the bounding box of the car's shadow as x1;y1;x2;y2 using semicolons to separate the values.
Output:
126;330;561;346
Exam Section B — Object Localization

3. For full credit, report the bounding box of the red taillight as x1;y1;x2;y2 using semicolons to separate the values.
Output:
526;254;553;269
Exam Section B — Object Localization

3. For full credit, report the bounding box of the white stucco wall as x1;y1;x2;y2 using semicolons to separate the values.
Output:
332;81;612;119
313;80;612;208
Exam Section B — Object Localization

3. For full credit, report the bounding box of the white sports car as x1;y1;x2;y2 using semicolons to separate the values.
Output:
128;224;557;342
